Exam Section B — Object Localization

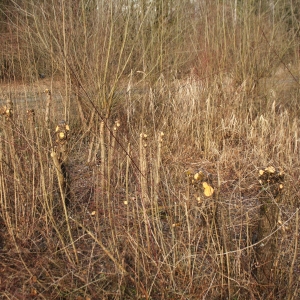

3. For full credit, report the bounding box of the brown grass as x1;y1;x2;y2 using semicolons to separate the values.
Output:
0;74;299;299
0;1;300;299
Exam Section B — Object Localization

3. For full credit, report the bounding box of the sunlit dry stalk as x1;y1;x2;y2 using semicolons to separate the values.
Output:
51;120;78;264
107;119;120;191
105;120;120;255
139;132;149;204
75;91;87;131
51;150;78;264
0;130;13;237
25;118;57;258
87;109;97;163
51;151;66;199
184;202;193;280
87;107;96;132
154;131;164;204
100;121;106;194
287;209;298;300
139;132;151;253
125;142;130;207
4;105;21;233
87;134;95;163
44;89;52;126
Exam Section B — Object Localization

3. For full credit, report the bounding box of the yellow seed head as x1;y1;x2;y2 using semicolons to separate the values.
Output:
265;166;275;173
194;171;204;181
203;182;214;197
197;196;202;204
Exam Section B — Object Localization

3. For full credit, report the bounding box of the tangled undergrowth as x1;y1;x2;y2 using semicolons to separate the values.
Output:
0;73;299;299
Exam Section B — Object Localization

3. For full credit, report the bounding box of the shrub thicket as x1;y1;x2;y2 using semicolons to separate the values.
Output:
0;1;299;299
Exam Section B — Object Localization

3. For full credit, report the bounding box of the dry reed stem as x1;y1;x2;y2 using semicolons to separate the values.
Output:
87;134;95;163
153;131;164;204
51;150;78;264
139;132;149;204
139;132;151;254
44;89;51;126
100;121;105;194
287;209;299;300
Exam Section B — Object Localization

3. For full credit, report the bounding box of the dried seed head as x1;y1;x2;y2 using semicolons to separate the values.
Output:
203;182;214;197
44;89;51;95
194;173;200;181
265;166;275;173
139;132;148;139
278;167;284;176
194;171;204;181
158;131;164;142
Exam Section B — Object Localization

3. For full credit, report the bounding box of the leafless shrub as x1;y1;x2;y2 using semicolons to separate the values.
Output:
0;1;299;299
